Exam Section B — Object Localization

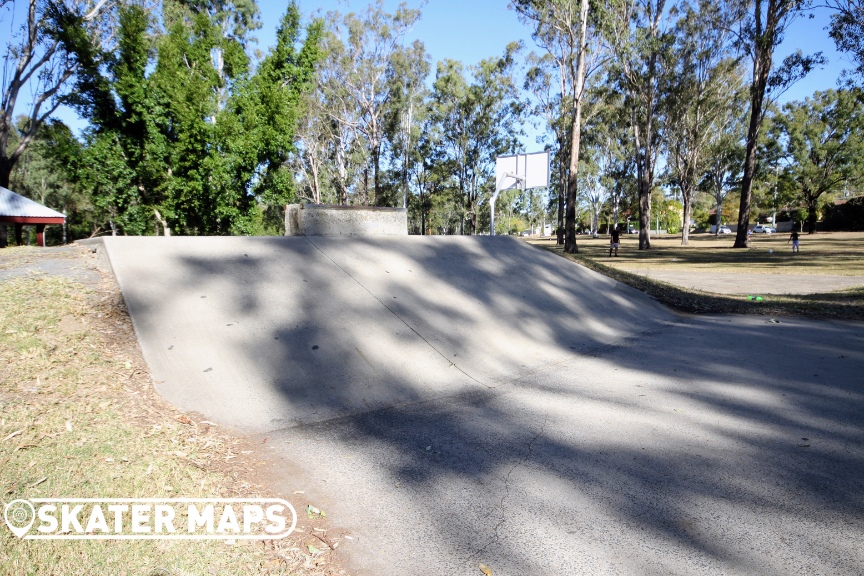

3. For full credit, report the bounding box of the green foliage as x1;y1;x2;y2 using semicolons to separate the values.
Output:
775;89;864;232
828;0;864;86
8;118;89;243
65;1;320;237
430;44;525;234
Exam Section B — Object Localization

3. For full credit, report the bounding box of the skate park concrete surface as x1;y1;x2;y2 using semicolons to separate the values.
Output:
101;235;864;575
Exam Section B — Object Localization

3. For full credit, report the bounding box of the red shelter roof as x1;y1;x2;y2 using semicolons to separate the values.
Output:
0;186;65;247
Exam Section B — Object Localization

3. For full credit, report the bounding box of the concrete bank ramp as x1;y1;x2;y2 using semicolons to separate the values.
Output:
103;236;673;433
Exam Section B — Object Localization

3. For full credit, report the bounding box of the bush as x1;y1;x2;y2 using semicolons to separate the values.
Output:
823;198;864;231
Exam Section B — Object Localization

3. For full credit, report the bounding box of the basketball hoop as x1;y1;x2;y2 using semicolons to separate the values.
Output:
492;152;550;235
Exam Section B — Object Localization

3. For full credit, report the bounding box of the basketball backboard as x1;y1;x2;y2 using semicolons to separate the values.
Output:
491;151;549;235
495;151;549;192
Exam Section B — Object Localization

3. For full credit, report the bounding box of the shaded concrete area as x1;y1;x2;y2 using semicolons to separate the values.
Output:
621;269;864;295
102;236;864;575
102;236;670;433
262;315;864;576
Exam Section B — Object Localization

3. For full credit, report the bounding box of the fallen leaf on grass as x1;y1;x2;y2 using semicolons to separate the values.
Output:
479;562;493;575
176;415;193;425
65;421;73;432
307;544;323;555
3;429;24;442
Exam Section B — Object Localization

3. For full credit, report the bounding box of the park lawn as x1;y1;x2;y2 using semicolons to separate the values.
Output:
530;231;864;276
0;250;342;576
530;231;864;321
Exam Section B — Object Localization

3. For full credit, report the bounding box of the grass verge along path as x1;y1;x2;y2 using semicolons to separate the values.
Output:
534;235;864;321
0;246;344;576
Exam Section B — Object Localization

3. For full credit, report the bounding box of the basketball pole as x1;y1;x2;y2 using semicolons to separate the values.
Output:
491;173;524;236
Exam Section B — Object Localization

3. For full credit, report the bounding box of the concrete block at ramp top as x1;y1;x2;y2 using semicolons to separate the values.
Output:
285;203;407;236
102;236;673;433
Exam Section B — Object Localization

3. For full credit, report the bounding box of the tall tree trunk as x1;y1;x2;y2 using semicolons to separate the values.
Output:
715;197;723;236
0;157;11;189
681;187;692;245
807;198;818;233
634;124;653;250
420;189;426;235
734;1;772;248
564;0;590;254
557;160;566;245
372;148;380;206
154;208;171;236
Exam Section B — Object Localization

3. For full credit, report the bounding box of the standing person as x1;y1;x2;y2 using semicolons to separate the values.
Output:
788;229;800;253
609;225;621;257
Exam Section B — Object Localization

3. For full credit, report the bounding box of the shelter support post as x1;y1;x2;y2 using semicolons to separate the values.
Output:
14;224;23;246
36;224;46;247
0;224;6;248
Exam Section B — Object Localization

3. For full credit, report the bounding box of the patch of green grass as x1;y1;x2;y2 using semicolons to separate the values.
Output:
0;275;339;575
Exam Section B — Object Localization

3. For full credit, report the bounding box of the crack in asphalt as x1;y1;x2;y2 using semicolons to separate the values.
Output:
304;236;491;389
457;412;550;574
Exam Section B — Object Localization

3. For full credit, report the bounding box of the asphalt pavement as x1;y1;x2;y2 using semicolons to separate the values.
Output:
100;235;864;576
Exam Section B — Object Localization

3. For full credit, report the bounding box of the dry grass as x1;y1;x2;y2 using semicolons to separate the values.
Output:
531;232;864;321
0;247;345;576
530;231;864;276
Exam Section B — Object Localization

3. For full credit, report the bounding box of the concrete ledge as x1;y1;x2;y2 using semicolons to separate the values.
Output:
285;203;407;236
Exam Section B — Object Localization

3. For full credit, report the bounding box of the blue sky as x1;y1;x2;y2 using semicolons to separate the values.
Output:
42;1;849;144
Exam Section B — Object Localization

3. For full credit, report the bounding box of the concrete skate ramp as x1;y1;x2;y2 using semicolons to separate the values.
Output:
103;236;673;433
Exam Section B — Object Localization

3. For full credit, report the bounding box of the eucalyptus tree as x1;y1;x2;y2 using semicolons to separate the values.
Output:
431;45;524;235
826;0;864;85
409;113;444;234
513;0;600;253
292;87;331;204
325;1;422;205
663;0;742;244
385;38;430;209
311;32;365;205
580;85;636;230
701;120;745;235
731;0;824;248
1;0;115;188
578;157;607;236
774;89;864;233
599;0;676;250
